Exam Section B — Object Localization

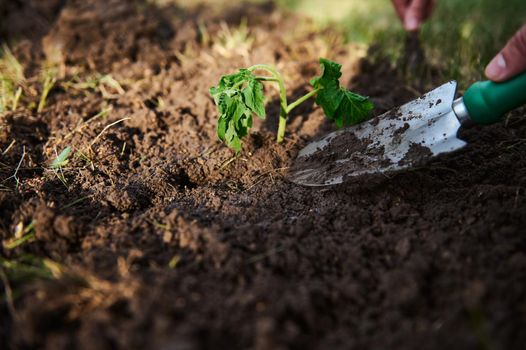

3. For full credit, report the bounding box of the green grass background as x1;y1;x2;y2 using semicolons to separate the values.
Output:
275;0;526;86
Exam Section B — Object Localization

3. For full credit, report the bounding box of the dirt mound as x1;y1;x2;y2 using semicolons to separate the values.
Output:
1;1;526;349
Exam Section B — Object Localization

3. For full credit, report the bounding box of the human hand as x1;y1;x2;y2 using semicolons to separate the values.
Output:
391;0;436;32
485;24;526;82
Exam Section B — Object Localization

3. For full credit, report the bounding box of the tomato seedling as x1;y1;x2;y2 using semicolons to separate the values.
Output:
210;58;374;152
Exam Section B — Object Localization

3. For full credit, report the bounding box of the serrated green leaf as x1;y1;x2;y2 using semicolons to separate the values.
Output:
337;90;375;126
232;101;246;124
209;68;268;152
242;80;266;118
242;110;253;128
311;58;374;128
311;59;344;118
225;120;236;143
229;136;241;153
310;58;342;88
217;116;227;141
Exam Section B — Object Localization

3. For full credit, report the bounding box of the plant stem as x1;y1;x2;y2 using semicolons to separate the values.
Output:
249;65;320;143
255;76;280;82
286;88;320;114
249;64;288;143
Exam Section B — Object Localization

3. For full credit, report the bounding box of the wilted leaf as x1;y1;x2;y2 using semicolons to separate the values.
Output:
311;58;374;127
209;69;266;152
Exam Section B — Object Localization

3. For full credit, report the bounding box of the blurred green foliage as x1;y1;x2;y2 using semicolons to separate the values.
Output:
277;0;526;86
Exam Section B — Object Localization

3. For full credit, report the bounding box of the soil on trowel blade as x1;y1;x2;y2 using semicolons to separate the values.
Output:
1;1;526;350
288;131;392;185
398;142;433;166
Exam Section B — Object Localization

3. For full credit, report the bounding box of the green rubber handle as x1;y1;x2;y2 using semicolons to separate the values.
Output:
463;72;526;124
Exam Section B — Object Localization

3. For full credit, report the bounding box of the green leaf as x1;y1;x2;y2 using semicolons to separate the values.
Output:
50;146;72;169
225;120;236;143
242;80;266;118
217;116;227;141
209;68;267;152
310;58;342;88
337;90;375;126
229;135;241;152
311;58;374;127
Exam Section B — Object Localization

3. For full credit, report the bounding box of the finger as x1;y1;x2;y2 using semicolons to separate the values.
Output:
391;0;411;22
485;24;526;82
404;0;432;31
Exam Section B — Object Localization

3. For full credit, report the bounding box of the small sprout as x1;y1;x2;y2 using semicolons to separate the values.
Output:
50;146;72;169
197;20;210;46
0;44;24;85
213;19;253;58
42;259;66;279
156;97;166;110
12;87;22;111
98;75;125;96
3;220;36;250
0;44;25;112
62;74;124;98
50;146;72;187
209;58;374;152
0;255;56;283
168;255;181;269
37;74;56;113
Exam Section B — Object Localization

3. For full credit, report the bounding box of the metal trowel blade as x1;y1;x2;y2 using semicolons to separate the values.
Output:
288;81;466;186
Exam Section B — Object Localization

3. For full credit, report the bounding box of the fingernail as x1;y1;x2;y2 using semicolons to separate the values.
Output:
405;17;419;31
485;54;507;79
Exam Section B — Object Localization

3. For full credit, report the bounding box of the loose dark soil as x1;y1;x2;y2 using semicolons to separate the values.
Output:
1;1;526;349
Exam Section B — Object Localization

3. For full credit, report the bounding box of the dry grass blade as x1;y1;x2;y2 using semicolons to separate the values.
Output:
0;44;26;112
90;117;131;148
0;44;25;84
2;139;16;155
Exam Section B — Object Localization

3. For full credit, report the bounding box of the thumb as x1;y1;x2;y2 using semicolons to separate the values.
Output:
404;0;429;31
485;24;526;82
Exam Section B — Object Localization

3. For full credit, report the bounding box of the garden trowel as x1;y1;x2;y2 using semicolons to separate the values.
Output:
288;73;526;186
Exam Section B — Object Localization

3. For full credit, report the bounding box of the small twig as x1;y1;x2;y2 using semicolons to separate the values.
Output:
37;75;56;113
219;155;238;171
4;145;25;189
